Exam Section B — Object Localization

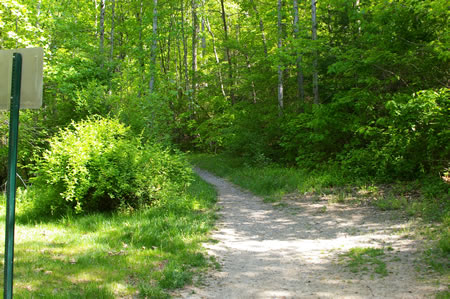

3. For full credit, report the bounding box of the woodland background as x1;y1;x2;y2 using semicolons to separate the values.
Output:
0;0;448;211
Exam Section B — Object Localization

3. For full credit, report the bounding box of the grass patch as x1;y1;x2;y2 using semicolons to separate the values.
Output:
0;174;217;298
436;290;450;299
340;247;388;277
189;154;347;196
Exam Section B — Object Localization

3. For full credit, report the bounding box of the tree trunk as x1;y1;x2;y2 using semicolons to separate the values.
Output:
206;18;226;98
293;0;305;101
181;0;189;93
99;0;105;54
110;0;115;61
220;0;235;103
149;0;158;93
250;0;268;57
201;16;206;62
311;0;319;104
159;39;167;76
191;0;199;103
245;54;257;104
167;17;173;73
355;0;361;35
277;0;284;114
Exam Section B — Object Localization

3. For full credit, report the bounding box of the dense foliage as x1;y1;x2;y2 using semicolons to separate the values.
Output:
0;0;448;204
30;117;192;215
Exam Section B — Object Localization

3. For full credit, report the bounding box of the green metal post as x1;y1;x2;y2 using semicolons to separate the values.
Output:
4;53;22;299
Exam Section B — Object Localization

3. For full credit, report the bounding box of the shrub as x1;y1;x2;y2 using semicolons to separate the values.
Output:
336;88;449;180
382;89;449;177
31;117;193;215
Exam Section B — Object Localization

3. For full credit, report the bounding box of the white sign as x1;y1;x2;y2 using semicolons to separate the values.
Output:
0;48;43;110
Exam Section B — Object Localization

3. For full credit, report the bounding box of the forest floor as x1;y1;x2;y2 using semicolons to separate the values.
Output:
175;168;448;299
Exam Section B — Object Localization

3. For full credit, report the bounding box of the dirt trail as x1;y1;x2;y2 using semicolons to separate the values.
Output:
176;169;444;298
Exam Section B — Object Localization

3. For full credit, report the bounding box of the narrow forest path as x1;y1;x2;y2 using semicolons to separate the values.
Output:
176;169;444;299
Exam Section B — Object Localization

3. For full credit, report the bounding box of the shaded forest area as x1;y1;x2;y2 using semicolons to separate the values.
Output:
0;0;448;207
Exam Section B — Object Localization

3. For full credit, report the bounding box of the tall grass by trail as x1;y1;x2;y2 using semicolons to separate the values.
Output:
190;153;361;196
0;174;217;298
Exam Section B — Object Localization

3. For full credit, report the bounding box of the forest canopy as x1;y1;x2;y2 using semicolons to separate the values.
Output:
0;0;448;199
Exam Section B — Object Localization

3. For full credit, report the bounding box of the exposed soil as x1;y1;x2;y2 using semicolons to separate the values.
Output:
175;169;447;298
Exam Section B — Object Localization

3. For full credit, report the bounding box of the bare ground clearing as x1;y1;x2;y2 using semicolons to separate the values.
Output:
175;169;447;299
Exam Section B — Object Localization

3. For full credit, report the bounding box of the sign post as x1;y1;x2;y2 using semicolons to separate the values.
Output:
4;53;22;299
0;48;43;299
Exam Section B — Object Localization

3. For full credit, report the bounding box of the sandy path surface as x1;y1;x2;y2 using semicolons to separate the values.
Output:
176;169;444;298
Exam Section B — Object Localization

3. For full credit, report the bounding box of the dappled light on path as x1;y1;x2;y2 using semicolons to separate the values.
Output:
177;169;440;299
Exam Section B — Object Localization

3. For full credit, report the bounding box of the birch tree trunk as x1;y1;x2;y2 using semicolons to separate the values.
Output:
311;0;319;104
206;18;226;98
355;0;361;35
277;0;284;114
293;0;305;101
99;0;105;54
149;0;158;93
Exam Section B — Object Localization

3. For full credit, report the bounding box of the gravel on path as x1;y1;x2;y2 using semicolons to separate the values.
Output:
176;168;444;299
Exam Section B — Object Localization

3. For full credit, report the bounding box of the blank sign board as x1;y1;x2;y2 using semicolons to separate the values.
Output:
0;48;43;110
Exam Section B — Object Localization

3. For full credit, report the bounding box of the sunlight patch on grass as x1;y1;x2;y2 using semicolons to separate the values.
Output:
0;174;217;297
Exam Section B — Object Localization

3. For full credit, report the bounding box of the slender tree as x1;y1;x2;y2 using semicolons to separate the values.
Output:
249;0;268;57
99;0;105;54
206;18;226;98
181;0;189;93
201;16;206;62
277;0;284;113
192;0;199;102
220;0;235;103
311;0;319;104
110;0;115;61
293;0;305;101
149;0;158;93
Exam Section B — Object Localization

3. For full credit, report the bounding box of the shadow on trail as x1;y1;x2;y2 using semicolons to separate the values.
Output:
187;168;437;299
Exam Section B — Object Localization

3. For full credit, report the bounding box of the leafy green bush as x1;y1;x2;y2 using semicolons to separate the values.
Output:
375;89;449;179
31;117;193;215
335;88;449;180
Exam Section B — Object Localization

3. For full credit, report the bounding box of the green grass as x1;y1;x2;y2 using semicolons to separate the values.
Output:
436;290;450;299
340;247;389;277
0;174;217;298
189;153;348;196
